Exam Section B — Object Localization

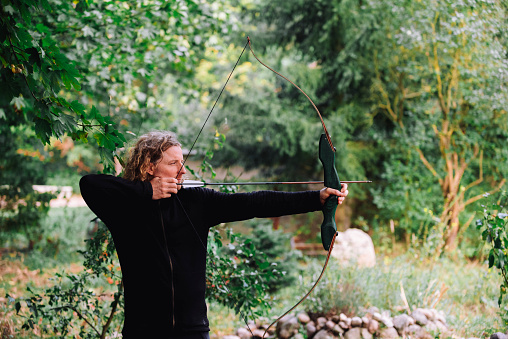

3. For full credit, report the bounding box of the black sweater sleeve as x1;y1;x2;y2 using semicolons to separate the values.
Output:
79;174;153;227
182;188;322;227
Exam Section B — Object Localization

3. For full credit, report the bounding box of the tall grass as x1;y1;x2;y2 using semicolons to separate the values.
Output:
227;255;504;337
23;206;95;269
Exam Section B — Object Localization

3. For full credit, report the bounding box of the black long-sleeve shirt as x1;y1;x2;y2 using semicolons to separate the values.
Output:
79;174;322;337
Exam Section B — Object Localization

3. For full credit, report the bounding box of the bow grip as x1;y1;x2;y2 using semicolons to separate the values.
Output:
318;134;341;251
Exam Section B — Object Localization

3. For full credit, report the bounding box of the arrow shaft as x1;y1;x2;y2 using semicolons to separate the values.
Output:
178;180;371;186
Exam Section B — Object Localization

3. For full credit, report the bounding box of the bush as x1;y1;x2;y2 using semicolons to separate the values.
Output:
477;191;508;325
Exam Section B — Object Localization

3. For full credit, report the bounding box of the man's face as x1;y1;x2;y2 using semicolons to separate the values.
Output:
149;146;186;189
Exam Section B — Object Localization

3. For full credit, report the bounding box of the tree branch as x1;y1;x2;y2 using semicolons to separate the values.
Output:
416;148;442;184
100;281;123;339
50;304;101;336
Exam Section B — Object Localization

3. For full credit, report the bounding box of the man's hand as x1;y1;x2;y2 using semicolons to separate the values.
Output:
319;183;349;206
150;177;179;200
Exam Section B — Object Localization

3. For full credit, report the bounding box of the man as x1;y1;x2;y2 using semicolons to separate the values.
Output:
80;131;348;338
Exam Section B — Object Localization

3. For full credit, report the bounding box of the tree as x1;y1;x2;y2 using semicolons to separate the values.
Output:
249;0;508;250
0;0;235;245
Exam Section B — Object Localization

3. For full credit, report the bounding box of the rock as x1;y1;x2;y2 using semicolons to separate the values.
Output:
293;334;305;339
382;317;393;327
491;333;508;339
372;312;383;322
332;324;345;336
407;324;432;339
345;328;362;339
316;317;327;330
436;310;447;324
307;322;317;338
224;336;241;339
393;314;412;335
425;321;439;335
298;312;311;324
331;315;340;323
361;328;374;339
252;329;266;338
339;321;350;330
435;319;448;333
313;329;333;339
365;306;379;315
351;316;363;327
367;319;379;334
361;316;370;327
326;321;335;330
331;228;376;267
340;313;349;322
411;309;428;326
378;327;399;339
276;315;300;339
237;327;251;339
419;308;434;320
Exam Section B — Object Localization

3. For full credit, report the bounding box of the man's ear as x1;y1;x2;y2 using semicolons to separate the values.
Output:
147;162;155;176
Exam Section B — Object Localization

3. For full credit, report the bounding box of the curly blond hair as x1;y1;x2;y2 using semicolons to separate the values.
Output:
123;131;181;182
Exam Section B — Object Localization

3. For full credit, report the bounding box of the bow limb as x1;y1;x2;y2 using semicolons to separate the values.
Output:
247;38;344;338
248;37;341;251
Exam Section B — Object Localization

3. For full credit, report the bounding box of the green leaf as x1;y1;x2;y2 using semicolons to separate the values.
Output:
33;117;52;144
18;3;32;24
15;301;21;314
27;47;42;68
488;249;495;268
10;96;28;110
69;100;86;116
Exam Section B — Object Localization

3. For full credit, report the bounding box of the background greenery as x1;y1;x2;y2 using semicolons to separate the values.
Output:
1;0;507;337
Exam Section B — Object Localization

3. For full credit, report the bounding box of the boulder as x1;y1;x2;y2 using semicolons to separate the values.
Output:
345;328;362;339
237;327;251;339
351;316;363;327
393;314;412;335
378;327;399;339
331;228;376;267
361;328;374;339
316;317;327;330
367;319;379;334
307;322;317;338
313;329;333;339
298;312;311;324
411;309;428;326
491;333;508;339
276;315;300;339
332;324;345;336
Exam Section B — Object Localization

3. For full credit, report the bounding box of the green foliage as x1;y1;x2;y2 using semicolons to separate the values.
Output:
246;0;508;250
0;0;126;170
477;191;508;313
293;255;504;332
242;220;301;293
7;221;123;338
0;123;55;248
206;226;283;319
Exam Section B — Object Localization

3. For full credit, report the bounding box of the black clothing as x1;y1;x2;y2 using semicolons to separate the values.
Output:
79;174;322;337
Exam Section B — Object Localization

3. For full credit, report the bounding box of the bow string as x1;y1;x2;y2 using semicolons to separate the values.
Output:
175;37;343;338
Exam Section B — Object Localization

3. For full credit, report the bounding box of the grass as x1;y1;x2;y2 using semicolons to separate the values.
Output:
1;205;506;338
206;255;506;338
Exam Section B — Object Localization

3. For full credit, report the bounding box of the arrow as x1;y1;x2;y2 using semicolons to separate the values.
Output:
178;180;372;187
